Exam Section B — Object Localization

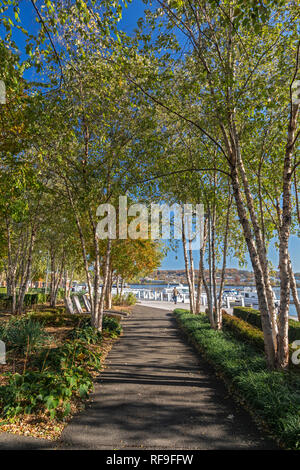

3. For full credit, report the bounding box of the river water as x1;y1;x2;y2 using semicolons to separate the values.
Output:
129;283;299;319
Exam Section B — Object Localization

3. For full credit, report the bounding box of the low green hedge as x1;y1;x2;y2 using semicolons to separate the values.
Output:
0;292;47;309
0;293;12;309
0;288;65;309
233;307;300;342
174;308;300;450
27;311;123;335
28;288;65;302
288;318;300;342
25;293;47;306
222;312;265;351
233;306;264;329
222;312;297;368
27;311;90;327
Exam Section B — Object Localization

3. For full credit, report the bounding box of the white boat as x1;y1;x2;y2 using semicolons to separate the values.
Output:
162;283;190;301
222;289;242;302
163;283;189;294
240;288;279;308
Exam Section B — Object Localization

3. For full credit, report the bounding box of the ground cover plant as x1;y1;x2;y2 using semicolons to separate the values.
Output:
0;311;123;440
174;309;300;450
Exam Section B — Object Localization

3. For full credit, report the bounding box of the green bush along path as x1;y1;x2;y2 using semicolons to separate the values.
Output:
175;309;300;449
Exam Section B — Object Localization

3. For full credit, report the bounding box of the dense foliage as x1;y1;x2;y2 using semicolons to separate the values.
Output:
174;309;300;449
0;316;48;355
0;317;122;420
233;307;300;343
112;292;137;306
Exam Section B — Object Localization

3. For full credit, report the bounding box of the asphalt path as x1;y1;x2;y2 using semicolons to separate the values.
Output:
60;305;276;450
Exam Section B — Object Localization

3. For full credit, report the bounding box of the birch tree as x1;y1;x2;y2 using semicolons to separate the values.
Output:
131;0;299;369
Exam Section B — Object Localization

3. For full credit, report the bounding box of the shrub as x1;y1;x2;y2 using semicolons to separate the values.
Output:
28;311;122;337
1;317;48;355
28;288;64;303
112;294;123;305
0;292;48;310
68;325;102;344
222;312;297;367
112;292;137;306
0;293;12;309
233;306;262;328
174;309;300;449
288;318;300;342
183;310;296;366
0;328;104;419
103;315;122;335
0;367;93;419
55;288;65;301
28;312;121;330
233;307;300;342
125;292;137;305
24;292;47;306
35;338;102;373
222;312;265;351
28;311;90;327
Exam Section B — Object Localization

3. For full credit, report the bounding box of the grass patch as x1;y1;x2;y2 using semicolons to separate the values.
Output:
174;308;300;450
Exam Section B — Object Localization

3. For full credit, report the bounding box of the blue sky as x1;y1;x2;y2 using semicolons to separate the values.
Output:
160;236;300;272
4;1;300;272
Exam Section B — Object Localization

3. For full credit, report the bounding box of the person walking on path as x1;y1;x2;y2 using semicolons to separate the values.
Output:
172;287;179;304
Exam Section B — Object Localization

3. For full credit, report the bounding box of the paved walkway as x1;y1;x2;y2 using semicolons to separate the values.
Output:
60;305;276;450
0;432;53;450
138;299;234;314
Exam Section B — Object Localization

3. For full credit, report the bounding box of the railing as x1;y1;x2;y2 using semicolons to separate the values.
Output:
108;286;246;307
133;289;245;307
134;289;190;303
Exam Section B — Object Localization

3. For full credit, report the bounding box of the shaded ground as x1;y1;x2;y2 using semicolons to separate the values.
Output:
60;305;276;450
0;432;54;450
